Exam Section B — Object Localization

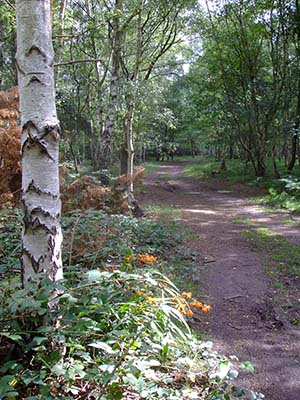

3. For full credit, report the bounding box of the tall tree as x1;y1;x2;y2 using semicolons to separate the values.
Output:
99;0;123;171
287;0;300;170
120;0;193;188
16;0;63;283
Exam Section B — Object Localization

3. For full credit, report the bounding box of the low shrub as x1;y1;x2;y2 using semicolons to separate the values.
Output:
260;177;300;213
0;209;263;399
0;268;260;399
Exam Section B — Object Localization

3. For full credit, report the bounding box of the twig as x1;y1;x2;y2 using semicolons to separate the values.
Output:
224;294;247;300
228;323;243;330
204;257;216;264
54;58;106;67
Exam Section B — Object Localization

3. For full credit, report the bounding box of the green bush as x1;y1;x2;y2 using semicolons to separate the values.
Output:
0;209;262;399
261;177;300;213
0;269;260;399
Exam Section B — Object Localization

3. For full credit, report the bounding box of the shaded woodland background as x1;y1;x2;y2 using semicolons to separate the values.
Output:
2;0;300;189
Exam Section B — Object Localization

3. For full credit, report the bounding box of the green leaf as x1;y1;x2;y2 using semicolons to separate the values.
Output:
0;375;18;395
51;364;66;376
239;361;255;373
0;333;23;345
88;342;116;354
86;270;102;282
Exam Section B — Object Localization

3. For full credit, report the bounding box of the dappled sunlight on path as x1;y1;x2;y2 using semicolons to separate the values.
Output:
138;161;300;400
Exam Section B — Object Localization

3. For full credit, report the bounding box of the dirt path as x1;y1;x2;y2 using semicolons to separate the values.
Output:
137;160;300;400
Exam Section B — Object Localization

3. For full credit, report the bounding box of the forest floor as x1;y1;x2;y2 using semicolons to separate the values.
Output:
137;160;300;400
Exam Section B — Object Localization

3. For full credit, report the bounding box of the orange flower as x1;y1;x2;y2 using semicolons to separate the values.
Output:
124;255;136;262
175;303;187;312
145;295;157;306
196;301;203;308
172;296;185;304
182;291;192;299
201;305;212;313
138;254;157;263
189;301;197;307
136;290;143;296
186;309;194;317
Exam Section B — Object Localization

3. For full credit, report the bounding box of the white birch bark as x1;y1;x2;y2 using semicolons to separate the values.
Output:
16;0;63;283
125;4;142;193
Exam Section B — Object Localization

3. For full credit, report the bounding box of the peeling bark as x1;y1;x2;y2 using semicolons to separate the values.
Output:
16;0;63;283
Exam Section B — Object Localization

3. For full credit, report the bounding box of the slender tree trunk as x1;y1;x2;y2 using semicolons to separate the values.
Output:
16;0;63;283
238;134;258;176
287;0;300;171
256;128;267;177
297;140;300;171
126;100;135;192
99;0;122;170
190;139;195;158
272;143;280;178
122;3;142;192
54;0;67;85
257;152;266;177
287;77;300;170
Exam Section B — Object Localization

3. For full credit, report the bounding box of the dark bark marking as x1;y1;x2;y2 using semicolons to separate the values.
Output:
25;45;47;61
25;180;59;199
22;246;42;274
31;206;57;221
21;121;60;161
42;124;61;140
23;216;58;236
27;75;44;85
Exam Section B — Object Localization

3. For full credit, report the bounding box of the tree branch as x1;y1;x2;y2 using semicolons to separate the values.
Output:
54;58;107;68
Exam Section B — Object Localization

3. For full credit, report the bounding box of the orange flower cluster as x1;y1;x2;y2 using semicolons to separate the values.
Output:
136;290;158;306
124;255;137;262
135;289;212;316
138;254;157;263
172;292;212;317
145;295;158;305
201;305;212;313
124;253;157;263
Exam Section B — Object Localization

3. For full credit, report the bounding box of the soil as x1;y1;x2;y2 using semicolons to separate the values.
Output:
137;160;300;400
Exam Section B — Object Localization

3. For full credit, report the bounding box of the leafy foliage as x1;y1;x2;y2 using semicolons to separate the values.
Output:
0;268;257;399
262;177;300;213
184;158;300;213
0;208;259;399
0;209;22;275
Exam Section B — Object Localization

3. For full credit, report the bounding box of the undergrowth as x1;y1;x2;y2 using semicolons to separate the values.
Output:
241;228;300;283
0;209;263;399
241;228;300;325
184;157;300;213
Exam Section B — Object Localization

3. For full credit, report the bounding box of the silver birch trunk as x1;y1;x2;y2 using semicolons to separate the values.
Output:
99;0;122;171
125;99;135;193
124;4;142;192
16;0;63;283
